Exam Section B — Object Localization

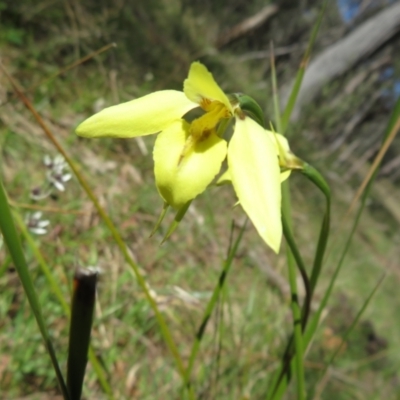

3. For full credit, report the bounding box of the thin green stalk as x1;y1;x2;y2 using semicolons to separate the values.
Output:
281;182;305;400
1;64;192;399
0;178;70;400
267;212;311;400
282;214;311;330
268;169;330;399
271;24;305;399
333;273;385;362
306;101;400;348
286;249;305;400
185;220;246;387
270;41;283;134
281;0;328;133
301;164;331;294
15;212;114;399
271;29;306;399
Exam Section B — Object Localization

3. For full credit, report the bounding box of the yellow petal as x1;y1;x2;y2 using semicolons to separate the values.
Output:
184;62;233;112
153;120;227;208
268;130;302;172
218;166;289;185
228;118;282;253
267;130;292;181
269;131;290;154
76;90;196;138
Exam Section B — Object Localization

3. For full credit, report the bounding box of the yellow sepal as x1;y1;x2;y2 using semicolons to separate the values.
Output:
153;119;227;208
184;62;233;113
76;90;196;138
228;118;282;253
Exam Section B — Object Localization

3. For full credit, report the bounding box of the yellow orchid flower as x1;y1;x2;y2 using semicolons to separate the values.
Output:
76;62;283;252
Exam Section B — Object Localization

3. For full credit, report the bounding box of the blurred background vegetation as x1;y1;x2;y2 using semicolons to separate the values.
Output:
1;0;400;398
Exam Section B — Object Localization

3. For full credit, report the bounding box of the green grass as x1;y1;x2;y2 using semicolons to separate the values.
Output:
3;120;400;398
2;2;400;399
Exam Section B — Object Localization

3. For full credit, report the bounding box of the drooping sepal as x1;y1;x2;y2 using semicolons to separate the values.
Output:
161;201;192;244
153;119;227;209
150;201;169;237
228;117;282;253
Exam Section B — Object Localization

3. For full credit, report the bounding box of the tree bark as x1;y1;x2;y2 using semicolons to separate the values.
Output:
282;2;400;120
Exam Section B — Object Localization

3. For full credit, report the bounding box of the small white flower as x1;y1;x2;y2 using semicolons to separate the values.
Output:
30;186;52;201
43;155;72;192
25;212;50;235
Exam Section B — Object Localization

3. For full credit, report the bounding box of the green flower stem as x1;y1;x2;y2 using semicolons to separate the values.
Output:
268;167;330;400
14;212;114;399
281;181;305;400
301;164;331;295
0;178;70;400
268;213;310;400
271;34;306;398
305;112;400;356
281;214;311;330
185;221;246;385
270;97;400;400
1;66;192;399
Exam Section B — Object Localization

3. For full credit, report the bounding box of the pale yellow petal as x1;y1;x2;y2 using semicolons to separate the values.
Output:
184;62;233;112
154;120;227;208
268;130;292;181
228;118;282;253
269;131;290;154
76;90;196;138
219;166;289;185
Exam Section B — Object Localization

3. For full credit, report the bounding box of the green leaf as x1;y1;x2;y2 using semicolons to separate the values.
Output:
0;178;69;400
281;0;328;133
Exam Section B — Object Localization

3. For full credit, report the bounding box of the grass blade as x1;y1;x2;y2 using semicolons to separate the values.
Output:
0;63;192;398
14;210;114;399
281;0;328;133
311;274;385;400
270;41;283;134
0;178;70;400
185;220;247;388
